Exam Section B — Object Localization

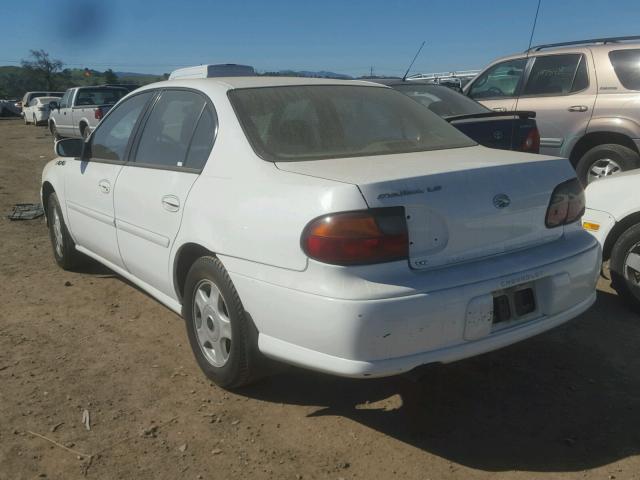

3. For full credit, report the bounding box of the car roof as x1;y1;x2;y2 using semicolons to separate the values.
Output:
135;76;387;93
487;41;640;64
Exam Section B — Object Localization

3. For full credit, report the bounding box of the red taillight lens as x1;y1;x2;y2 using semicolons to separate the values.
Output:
301;208;408;265
94;108;103;120
521;127;540;153
545;178;585;228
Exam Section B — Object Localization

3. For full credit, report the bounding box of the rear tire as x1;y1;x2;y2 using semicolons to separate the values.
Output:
81;124;90;139
610;223;640;314
183;256;260;389
46;192;82;270
576;144;640;186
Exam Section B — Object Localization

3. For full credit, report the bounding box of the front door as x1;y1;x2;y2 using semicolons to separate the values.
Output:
64;91;155;268
55;90;75;137
114;89;216;298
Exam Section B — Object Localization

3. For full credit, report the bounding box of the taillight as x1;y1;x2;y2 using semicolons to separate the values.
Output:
94;108;103;120
301;208;408;265
545;178;585;228
521;127;540;153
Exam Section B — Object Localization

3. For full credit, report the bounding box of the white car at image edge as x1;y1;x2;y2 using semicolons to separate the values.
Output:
583;171;640;312
41;75;601;389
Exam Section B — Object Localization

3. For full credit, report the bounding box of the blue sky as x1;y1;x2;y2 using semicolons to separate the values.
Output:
2;0;639;76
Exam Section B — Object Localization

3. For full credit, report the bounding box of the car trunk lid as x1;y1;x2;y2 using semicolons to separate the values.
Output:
277;146;577;270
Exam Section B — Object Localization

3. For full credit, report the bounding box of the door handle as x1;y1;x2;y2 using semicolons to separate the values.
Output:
492;107;507;112
568;105;588;112
98;179;111;194
161;195;180;212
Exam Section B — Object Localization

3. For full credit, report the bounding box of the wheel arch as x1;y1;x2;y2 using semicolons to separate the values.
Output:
41;181;55;219
603;211;640;261
173;242;215;302
569;131;639;167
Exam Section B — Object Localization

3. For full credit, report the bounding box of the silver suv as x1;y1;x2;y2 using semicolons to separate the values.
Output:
464;36;640;185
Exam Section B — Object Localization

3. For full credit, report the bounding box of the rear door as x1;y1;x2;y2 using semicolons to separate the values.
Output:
63;91;155;267
114;89;216;297
514;53;596;157
466;58;529;113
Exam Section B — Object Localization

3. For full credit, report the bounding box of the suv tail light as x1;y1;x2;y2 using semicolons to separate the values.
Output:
301;208;408;265
521;127;540;153
545;178;585;228
94;108;103;120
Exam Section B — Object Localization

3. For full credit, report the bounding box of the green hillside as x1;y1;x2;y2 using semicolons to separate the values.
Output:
0;66;164;99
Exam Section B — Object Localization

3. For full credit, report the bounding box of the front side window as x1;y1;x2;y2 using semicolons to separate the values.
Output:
133;90;206;168
523;54;586;96
468;58;528;100
91;91;153;161
609;49;640;90
229;85;475;162
59;91;71;108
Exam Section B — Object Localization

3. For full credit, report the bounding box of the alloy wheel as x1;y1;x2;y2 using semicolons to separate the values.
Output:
192;279;232;367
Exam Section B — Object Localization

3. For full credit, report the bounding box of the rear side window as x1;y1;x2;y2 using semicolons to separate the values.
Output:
609;49;640;90
134;90;206;168
468;58;527;99
91;92;153;162
523;54;586;96
184;105;216;170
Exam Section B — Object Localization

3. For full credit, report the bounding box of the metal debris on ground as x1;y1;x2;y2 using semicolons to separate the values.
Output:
7;203;44;221
82;409;91;431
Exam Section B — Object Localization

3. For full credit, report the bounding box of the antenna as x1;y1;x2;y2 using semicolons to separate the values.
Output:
526;0;542;54
512;0;542;150
402;41;426;81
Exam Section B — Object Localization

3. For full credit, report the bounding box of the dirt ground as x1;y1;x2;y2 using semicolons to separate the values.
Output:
1;117;639;480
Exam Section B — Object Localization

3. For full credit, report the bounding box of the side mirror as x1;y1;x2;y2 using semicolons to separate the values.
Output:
49;101;59;110
55;138;84;158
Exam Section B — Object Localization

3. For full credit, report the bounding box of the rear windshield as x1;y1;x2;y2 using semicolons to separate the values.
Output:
392;84;488;117
609;49;640;90
75;88;128;106
228;85;475;162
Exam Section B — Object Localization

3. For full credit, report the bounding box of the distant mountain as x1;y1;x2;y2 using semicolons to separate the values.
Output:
114;71;160;78
262;70;352;79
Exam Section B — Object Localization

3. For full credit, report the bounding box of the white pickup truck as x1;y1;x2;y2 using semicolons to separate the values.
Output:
48;86;129;140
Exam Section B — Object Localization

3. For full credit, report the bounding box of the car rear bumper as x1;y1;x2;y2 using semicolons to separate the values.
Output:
227;231;601;378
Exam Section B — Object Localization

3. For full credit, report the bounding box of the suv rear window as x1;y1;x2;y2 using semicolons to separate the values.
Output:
609;49;640;90
229;85;475;162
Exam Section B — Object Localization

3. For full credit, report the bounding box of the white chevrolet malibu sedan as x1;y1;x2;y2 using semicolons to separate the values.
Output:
42;73;601;388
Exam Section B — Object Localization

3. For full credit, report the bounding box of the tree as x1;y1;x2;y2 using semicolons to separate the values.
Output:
21;50;63;90
104;69;118;84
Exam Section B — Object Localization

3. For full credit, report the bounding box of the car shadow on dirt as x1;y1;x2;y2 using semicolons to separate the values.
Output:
241;289;639;473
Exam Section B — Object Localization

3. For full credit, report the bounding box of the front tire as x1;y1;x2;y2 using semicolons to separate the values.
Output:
50;122;61;140
576;144;640;186
610;223;640;314
81;124;90;139
183;256;259;389
46;193;82;270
